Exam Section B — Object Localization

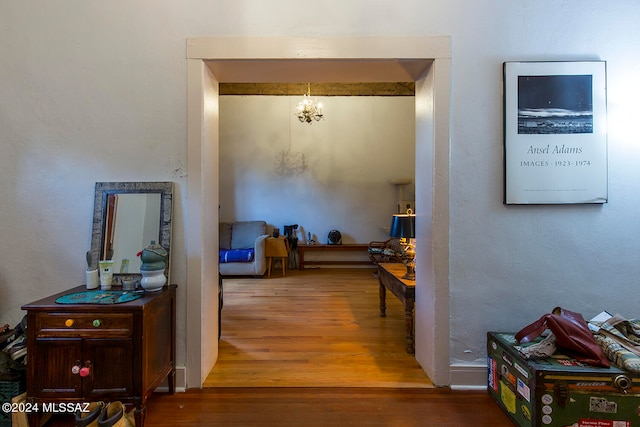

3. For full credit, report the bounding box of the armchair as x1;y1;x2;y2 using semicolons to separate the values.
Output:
368;238;403;265
219;220;269;276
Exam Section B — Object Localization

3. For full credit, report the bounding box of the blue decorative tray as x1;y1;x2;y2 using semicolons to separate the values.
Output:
55;290;142;305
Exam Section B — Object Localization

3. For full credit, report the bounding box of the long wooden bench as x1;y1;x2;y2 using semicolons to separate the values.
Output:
298;244;373;270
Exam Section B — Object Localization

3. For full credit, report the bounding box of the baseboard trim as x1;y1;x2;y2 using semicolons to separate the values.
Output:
161;366;486;392
155;366;187;393
449;364;487;390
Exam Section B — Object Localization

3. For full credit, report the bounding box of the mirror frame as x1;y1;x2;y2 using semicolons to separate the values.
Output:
90;181;174;283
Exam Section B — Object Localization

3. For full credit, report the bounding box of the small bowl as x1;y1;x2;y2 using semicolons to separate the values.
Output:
122;279;138;291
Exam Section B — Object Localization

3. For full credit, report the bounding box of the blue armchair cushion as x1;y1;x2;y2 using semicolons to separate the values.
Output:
219;249;255;263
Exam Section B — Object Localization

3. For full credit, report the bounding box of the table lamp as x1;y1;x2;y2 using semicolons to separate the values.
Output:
389;210;416;280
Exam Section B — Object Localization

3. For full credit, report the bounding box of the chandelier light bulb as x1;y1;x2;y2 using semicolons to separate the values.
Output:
295;83;324;124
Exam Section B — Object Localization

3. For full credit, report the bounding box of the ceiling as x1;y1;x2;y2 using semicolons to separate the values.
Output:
209;59;431;96
206;59;433;83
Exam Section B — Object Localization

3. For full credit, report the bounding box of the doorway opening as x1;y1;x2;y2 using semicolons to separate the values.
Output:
186;37;451;388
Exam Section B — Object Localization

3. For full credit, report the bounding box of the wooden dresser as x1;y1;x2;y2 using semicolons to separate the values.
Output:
22;284;177;427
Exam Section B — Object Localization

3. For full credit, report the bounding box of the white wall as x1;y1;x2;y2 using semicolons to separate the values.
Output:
219;95;415;244
2;1;640;387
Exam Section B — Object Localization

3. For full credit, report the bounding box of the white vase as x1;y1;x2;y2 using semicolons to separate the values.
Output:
140;269;167;292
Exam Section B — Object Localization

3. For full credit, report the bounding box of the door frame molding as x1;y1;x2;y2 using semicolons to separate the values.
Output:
186;36;451;387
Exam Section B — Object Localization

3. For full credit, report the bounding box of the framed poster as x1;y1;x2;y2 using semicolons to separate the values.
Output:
503;61;608;204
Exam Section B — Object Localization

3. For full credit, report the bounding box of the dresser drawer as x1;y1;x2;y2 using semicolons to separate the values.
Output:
35;312;133;337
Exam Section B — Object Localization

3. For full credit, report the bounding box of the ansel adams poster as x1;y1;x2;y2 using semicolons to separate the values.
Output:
504;61;607;204
518;75;593;134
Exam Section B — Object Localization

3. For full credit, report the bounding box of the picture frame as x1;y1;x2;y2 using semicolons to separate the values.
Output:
503;61;608;204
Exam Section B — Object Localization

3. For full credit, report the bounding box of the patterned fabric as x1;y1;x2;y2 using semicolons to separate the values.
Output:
219;249;255;263
515;333;557;359
368;238;403;264
594;333;640;373
607;317;640;346
55;290;142;304
368;247;397;256
592;316;640;372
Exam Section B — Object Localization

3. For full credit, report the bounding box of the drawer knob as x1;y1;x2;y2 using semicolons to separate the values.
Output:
79;367;90;377
65;319;75;327
71;364;80;375
92;319;102;327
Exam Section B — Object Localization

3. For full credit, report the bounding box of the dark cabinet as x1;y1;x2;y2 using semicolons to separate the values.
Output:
22;285;176;427
33;337;133;398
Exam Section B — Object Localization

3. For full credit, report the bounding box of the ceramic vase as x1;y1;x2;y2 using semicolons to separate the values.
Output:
140;241;168;266
140;269;166;292
138;240;168;291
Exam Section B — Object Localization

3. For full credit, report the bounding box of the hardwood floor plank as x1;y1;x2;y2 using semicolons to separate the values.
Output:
42;388;513;427
205;268;432;388
143;388;513;427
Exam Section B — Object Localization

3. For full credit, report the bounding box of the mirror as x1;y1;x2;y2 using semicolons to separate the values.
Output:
90;182;173;282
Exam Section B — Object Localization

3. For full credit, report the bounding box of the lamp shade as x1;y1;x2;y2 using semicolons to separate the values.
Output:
389;214;415;239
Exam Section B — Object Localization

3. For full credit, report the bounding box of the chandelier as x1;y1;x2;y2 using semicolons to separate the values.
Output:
294;83;324;124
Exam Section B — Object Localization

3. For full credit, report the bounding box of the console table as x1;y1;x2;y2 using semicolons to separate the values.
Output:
377;263;415;354
22;284;177;427
298;244;372;270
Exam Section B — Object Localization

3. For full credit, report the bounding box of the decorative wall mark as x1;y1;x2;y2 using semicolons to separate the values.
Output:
274;148;307;177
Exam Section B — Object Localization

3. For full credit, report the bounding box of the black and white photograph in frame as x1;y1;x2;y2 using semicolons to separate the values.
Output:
503;61;608;204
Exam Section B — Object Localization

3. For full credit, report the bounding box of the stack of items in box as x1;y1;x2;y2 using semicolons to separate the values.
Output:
1;316;27;426
0;316;27;381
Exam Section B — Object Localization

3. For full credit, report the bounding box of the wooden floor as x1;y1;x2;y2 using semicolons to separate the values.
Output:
41;268;514;426
204;268;431;388
43;388;513;427
144;387;514;427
